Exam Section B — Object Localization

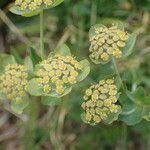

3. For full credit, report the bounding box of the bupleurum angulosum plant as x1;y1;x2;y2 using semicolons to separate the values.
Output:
0;0;149;127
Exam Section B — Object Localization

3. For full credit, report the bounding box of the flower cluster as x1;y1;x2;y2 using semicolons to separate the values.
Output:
15;0;54;11
89;25;129;63
0;64;28;102
81;79;120;125
36;54;82;95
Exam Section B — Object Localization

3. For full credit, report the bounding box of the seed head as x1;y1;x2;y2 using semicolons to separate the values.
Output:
0;64;28;102
36;54;82;95
81;78;121;125
89;25;129;63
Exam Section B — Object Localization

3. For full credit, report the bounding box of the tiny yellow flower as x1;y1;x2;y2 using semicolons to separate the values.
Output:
101;52;109;61
43;85;51;94
85;89;92;96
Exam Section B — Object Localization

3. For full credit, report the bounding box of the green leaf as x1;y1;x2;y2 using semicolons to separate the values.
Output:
51;0;64;8
9;5;40;17
29;47;42;65
0;54;16;73
53;44;71;56
46;86;72;98
77;59;90;82
114;76;122;90
11;96;29;114
127;87;150;106
10;0;64;17
140;97;150;106
142;106;150;121
10;48;24;64
123;33;137;57
132;87;145;99
119;106;143;126
98;18;124;30
26;79;43;96
24;56;34;75
104;106;122;124
0;54;16;66
41;96;61;106
89;24;106;39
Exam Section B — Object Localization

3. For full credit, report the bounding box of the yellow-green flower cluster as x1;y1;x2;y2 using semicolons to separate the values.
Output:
0;64;28;102
89;25;129;62
81;79;120;125
36;54;82;95
15;0;54;11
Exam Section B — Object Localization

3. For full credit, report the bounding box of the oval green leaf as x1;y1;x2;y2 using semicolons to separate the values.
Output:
77;59;90;82
98;18;124;30
104;106;122;124
45;86;72;98
41;96;61;106
119;106;143;126
123;33;137;57
26;78;43;96
53;44;71;56
11;96;29;114
24;56;34;76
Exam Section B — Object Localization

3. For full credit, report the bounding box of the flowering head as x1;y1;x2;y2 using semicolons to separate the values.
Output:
81;78;121;125
89;25;129;64
15;0;54;11
0;64;28;103
35;54;83;95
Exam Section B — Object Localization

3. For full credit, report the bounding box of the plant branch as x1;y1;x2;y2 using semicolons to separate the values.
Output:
112;57;125;90
40;10;45;59
0;9;31;46
121;123;127;150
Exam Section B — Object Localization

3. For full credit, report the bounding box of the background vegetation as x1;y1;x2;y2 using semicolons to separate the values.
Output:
0;0;150;150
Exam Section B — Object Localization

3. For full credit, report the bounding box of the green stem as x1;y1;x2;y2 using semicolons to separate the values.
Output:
121;123;127;150
40;10;44;59
147;131;150;150
111;57;135;103
112;58;129;149
111;57;125;90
